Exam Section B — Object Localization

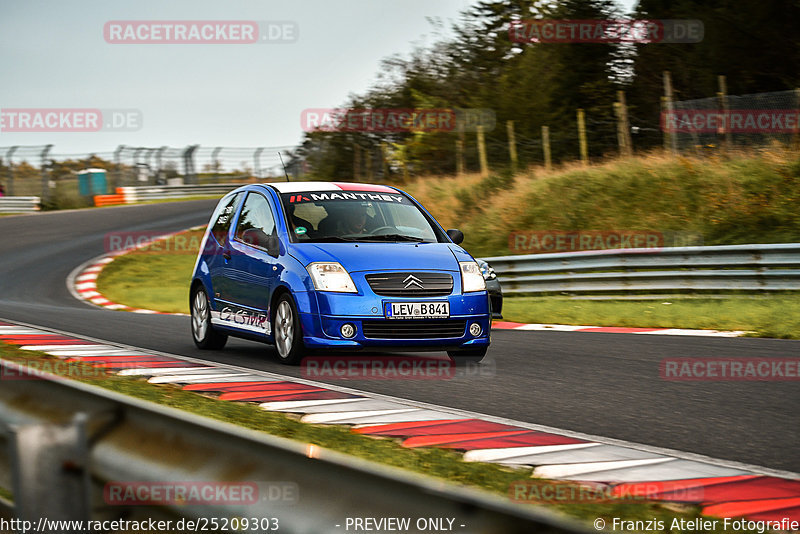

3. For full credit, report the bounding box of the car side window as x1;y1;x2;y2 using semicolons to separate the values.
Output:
235;192;276;249
210;193;242;245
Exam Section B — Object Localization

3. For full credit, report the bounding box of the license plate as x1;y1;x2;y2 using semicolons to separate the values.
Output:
385;301;450;319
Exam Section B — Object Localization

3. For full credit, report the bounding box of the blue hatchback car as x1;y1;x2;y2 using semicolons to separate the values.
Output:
190;181;491;365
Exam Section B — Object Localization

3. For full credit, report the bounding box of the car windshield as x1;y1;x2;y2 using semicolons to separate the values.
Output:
279;190;442;243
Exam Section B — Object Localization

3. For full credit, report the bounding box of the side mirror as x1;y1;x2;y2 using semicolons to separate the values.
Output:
446;229;464;245
266;234;280;258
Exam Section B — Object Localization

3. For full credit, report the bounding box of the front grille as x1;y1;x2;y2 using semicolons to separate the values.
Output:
362;320;466;339
365;272;453;297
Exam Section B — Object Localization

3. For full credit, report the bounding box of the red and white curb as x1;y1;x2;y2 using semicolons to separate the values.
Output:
67;230;193;316
491;321;746;337
0;319;797;523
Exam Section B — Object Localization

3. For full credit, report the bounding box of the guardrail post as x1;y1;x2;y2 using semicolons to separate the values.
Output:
9;413;91;530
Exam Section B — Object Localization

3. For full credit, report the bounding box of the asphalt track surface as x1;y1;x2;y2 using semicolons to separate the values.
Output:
0;201;797;473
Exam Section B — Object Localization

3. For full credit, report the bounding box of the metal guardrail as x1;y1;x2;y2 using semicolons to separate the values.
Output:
0;358;586;534
0;197;40;214
482;243;800;294
118;184;242;203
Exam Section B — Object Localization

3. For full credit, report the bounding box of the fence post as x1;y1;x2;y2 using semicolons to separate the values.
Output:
506;120;518;172
182;145;198;184
716;75;732;151
477;124;489;177
542;126;552;171
663;71;677;154
145;148;157;184
456;129;465;177
353;144;361;180
615;91;632;157
113;145;124;188
40;144;52;204
795;88;800;150
211;147;222;182
156;146;167;185
577;109;588;165
254;147;264;181
133;147;145;183
381;142;390;180
5;146;18;196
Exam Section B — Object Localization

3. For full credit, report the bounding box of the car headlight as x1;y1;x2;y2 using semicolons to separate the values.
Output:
306;262;358;293
460;261;486;292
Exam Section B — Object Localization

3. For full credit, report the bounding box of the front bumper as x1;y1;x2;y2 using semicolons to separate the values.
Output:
294;286;491;351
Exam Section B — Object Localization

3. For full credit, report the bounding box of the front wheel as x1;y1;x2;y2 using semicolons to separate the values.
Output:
191;287;228;350
272;293;305;365
447;346;488;365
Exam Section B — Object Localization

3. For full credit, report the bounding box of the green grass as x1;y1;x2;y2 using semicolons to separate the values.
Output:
0;342;745;530
503;296;800;339
401;149;800;257
95;230;203;314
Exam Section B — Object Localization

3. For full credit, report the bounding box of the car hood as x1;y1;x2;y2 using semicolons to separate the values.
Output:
288;242;473;272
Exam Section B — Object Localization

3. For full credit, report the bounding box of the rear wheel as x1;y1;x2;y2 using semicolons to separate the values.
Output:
273;293;305;365
191;287;228;350
447;346;488;365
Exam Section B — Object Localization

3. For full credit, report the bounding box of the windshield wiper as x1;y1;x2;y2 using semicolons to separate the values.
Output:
359;234;426;242
308;236;361;242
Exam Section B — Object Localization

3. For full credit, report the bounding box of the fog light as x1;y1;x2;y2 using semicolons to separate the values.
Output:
469;322;482;337
341;323;356;338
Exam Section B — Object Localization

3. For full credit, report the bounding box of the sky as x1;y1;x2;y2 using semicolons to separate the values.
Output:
0;0;636;173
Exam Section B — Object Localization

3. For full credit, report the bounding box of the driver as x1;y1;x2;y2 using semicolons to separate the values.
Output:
342;203;369;234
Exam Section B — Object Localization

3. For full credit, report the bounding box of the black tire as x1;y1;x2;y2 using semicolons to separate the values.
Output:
447;346;488;365
191;286;228;350
272;293;305;365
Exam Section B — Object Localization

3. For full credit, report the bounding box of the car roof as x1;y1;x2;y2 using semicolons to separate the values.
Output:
265;181;398;194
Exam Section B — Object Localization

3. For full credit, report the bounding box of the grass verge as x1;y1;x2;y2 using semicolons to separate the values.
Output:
503;296;800;339
400;148;800;257
0;342;736;529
